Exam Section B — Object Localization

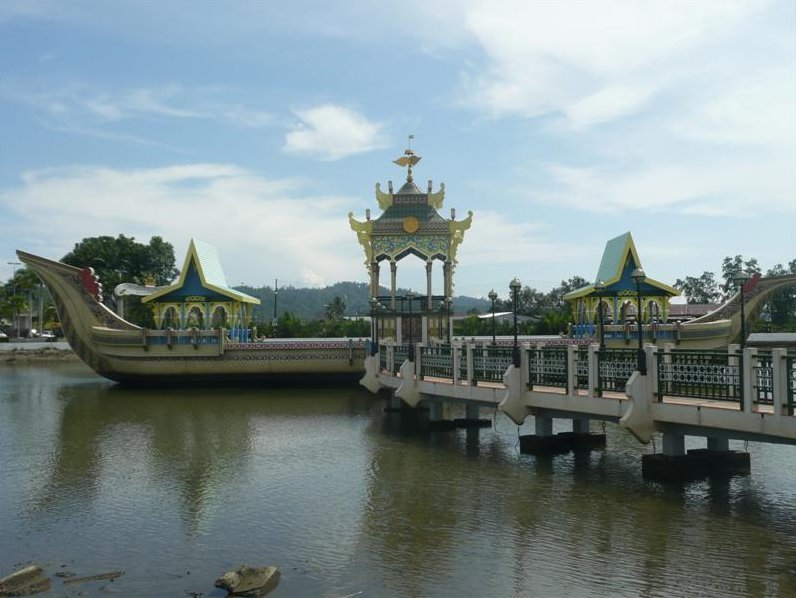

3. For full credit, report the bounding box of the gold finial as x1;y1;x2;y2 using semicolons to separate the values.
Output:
392;134;421;182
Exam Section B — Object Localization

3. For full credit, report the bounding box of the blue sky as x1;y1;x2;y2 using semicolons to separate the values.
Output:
1;1;794;301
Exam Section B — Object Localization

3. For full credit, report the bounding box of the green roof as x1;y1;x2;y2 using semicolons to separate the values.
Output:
142;239;260;305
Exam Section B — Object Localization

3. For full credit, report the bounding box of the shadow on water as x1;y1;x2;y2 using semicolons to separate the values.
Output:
28;381;374;532
5;366;794;596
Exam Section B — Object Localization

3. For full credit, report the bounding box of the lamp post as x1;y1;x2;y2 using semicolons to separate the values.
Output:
370;297;379;356
630;268;646;375
406;289;415;361
733;271;751;348
488;289;498;345
445;296;452;344
510;278;521;368
7;261;21;338
594;280;606;350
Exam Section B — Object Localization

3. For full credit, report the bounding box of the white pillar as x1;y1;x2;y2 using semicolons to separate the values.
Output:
535;415;553;437
662;433;685;456
772;348;787;415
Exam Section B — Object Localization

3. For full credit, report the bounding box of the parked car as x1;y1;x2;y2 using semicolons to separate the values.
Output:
0;332;8;343
40;331;56;341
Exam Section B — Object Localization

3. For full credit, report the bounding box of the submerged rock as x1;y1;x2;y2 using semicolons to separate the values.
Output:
0;565;51;596
214;565;280;597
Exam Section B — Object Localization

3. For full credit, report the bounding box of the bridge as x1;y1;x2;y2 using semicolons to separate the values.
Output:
360;340;796;480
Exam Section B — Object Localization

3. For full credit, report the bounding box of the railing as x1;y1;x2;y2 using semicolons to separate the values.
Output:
657;350;741;402
471;347;514;385
753;351;773;406
575;346;589;390
392;345;409;374
788;355;796;416
597;349;638;393
420;345;454;379
527;347;568;389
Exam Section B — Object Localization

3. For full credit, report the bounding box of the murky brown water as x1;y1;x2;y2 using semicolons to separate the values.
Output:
1;362;794;597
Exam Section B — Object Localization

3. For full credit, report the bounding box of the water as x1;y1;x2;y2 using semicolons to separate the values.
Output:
1;362;794;597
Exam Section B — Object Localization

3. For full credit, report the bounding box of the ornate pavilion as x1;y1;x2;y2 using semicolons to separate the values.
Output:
349;142;472;343
563;232;679;335
142;239;259;336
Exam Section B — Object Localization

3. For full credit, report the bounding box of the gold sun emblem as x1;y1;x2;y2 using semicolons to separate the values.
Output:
402;216;419;234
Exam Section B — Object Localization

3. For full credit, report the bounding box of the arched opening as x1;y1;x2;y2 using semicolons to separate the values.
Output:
162;306;179;329
211;305;228;329
620;300;636;325
186;306;204;329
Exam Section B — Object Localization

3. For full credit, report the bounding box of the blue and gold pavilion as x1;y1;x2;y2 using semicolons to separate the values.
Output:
564;232;679;334
142;239;259;333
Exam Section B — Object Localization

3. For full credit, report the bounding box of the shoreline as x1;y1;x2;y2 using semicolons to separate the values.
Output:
0;342;78;364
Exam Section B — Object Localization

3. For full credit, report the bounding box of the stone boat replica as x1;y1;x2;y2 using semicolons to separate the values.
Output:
16;249;366;384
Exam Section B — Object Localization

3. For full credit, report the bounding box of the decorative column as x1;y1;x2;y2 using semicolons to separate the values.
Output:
390;260;397;309
443;260;452;299
426;260;433;310
371;262;380;298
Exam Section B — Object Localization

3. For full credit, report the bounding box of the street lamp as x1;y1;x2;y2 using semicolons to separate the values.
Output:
406;289;415;361
488;289;498;345
594;280;606;350
733;271;751;348
630;268;647;375
370;297;379;356
509;277;521;367
7;261;21;338
445;296;452;344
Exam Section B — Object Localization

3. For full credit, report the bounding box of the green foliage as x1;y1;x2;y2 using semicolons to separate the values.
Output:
762;260;796;331
62;234;178;326
62;234;178;298
325;296;346;320
720;255;761;299
674;271;720;304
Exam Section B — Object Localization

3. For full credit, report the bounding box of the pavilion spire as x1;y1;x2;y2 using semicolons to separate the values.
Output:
392;134;421;182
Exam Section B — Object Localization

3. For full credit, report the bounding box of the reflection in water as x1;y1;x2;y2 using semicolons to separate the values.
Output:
1;363;795;597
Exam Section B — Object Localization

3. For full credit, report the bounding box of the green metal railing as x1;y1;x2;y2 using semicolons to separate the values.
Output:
788;355;796;416
575;347;589;390
420;346;454;379
392;345;409;374
597;349;638;393
657;350;741;402
753;351;773;405
471;347;513;385
527;347;568;389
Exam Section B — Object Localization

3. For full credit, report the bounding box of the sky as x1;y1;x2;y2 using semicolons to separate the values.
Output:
1;1;795;301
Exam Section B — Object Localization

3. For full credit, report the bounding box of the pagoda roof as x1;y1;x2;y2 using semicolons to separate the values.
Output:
564;232;679;300
142;239;260;305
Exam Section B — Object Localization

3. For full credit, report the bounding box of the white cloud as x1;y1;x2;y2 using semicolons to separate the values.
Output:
283;105;389;161
459;2;760;125
3;164;366;288
3;84;274;128
543;155;796;217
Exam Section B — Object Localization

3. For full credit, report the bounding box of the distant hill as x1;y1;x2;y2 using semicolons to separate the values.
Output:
236;282;491;321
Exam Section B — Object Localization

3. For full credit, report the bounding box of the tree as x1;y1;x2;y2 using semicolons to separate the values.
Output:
674;271;720;304
720;255;761;299
763;260;796;330
324;296;346;320
62;235;178;300
62;234;178;327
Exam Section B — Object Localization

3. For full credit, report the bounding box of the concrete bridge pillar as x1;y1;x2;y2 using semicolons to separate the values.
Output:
573;418;590;434
453;402;491;429
662;433;685;456
643;433;750;481
535;415;553;437
428;400;456;430
707;437;729;452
